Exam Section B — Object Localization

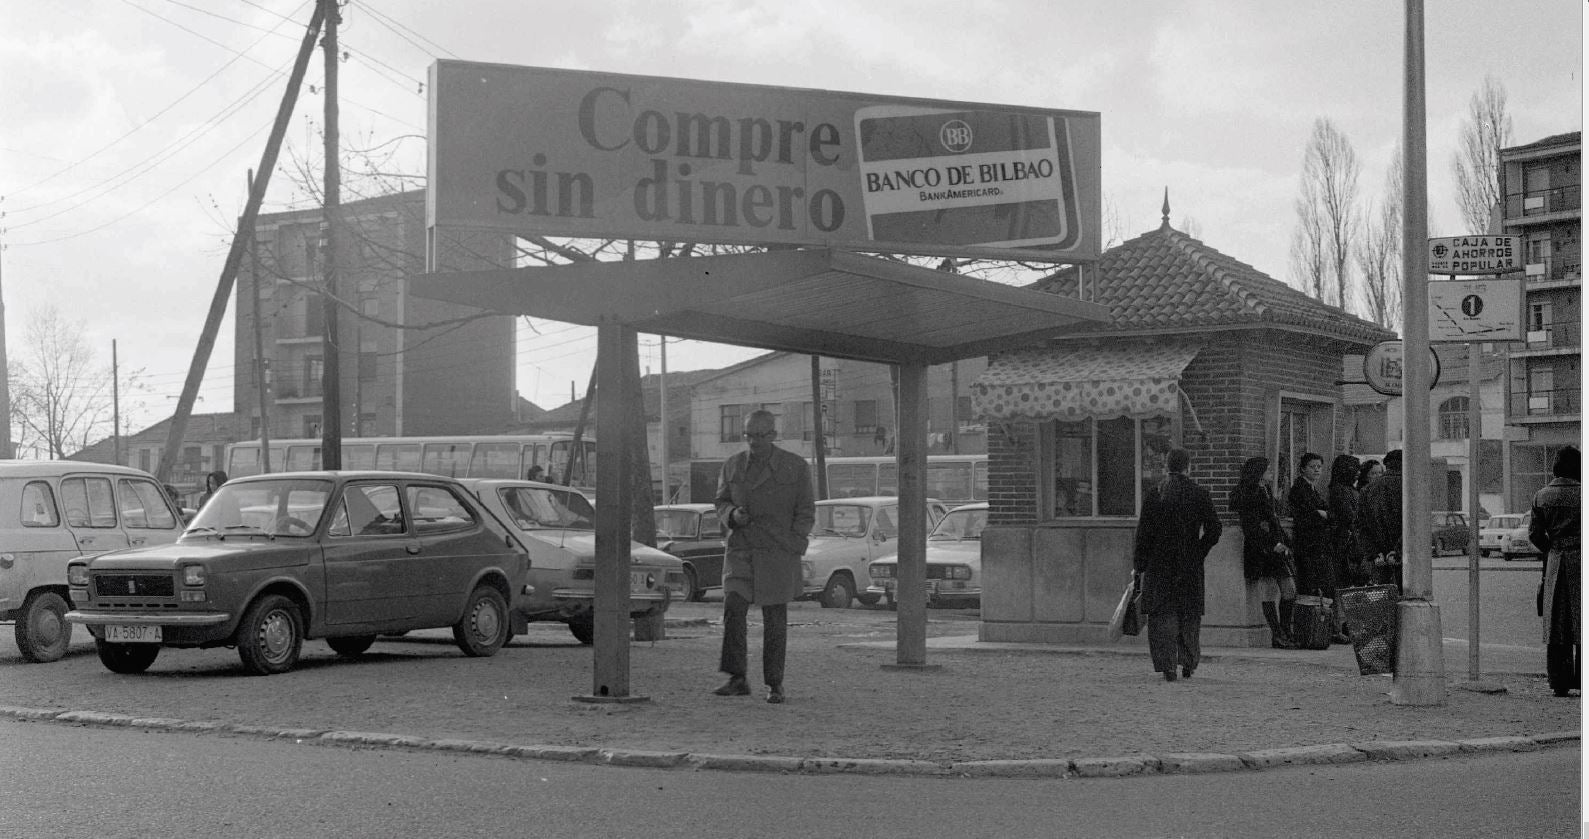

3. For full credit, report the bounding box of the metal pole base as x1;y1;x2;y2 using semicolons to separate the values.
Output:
1391;599;1446;706
572;693;651;705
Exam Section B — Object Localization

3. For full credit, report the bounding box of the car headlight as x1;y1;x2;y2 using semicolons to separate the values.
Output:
869;565;894;579
182;565;206;586
68;564;89;587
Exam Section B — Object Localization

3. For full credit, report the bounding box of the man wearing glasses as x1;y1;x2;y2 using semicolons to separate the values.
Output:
713;409;815;704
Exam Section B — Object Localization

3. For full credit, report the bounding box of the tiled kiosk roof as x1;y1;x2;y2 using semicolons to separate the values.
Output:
1027;221;1395;346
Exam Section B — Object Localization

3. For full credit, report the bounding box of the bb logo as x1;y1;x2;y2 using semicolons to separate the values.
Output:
939;119;973;153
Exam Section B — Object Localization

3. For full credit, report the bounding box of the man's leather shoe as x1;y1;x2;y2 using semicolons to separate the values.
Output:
713;676;750;696
1181;666;1194;679
766;686;786;704
1162;671;1178;682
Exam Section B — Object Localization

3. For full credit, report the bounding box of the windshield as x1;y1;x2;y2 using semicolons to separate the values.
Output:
496;485;594;530
930;508;988;541
188;478;332;536
814;504;871;537
654;509;699;539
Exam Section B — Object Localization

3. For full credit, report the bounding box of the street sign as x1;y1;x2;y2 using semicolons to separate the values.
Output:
1428;278;1523;342
1363;340;1441;396
1426;235;1521;275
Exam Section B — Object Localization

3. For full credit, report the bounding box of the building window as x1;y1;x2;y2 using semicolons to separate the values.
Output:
305;295;325;337
359;352;378;381
720;404;749;442
305;356;323;399
303;415;322;438
853;400;879;435
1438;396;1470;440
783;401;812;441
1046;416;1173;518
138;449;151;472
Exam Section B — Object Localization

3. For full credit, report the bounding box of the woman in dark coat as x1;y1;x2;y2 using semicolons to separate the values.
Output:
1326;454;1362;642
1230;457;1298;648
1530;446;1580;697
1286;453;1333;599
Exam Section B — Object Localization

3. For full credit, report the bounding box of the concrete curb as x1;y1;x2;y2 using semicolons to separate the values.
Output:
1;704;1575;781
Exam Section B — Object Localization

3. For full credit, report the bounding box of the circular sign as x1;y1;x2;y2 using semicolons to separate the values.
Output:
1363;341;1442;396
939;119;973;153
1461;294;1484;317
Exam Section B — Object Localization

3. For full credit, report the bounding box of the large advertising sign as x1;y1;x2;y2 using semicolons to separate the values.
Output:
427;61;1101;262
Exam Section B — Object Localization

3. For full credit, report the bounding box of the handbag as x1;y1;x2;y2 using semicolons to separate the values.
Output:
1107;578;1142;641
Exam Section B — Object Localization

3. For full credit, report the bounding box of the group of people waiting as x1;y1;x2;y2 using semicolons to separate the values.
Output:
1232;450;1407;650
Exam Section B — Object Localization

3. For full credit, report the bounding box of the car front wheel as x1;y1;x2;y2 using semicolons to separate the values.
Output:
95;639;160;674
16;590;72;663
453;586;509;657
820;575;855;609
237;594;304;676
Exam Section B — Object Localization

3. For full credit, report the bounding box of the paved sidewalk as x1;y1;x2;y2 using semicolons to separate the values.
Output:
0;602;1577;779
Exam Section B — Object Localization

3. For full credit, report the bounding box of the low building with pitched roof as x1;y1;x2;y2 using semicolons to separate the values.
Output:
971;201;1395;646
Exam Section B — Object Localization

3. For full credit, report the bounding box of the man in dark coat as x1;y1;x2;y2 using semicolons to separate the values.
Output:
1529;446;1580;698
713;409;815;704
1133;449;1222;681
1358;449;1404;586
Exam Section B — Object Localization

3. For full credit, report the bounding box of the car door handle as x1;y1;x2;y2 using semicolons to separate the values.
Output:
129;538;147;546
406;545;422;555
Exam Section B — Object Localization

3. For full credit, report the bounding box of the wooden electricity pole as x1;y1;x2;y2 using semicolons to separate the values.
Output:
319;0;344;469
155;2;326;483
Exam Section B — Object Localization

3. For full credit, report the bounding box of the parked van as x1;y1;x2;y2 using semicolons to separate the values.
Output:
0;461;185;662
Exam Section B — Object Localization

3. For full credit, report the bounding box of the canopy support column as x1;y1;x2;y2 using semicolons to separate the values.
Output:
886;361;939;671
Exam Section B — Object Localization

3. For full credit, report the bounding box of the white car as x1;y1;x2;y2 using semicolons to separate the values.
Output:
1479;514;1526;557
801;496;946;609
0;461;185;662
1500;511;1542;562
867;502;987;608
460;479;690;644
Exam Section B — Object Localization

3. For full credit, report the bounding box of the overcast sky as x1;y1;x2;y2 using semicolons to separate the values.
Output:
1;1;1581;437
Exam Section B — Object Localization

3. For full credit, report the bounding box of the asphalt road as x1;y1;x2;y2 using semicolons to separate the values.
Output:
0;718;1576;839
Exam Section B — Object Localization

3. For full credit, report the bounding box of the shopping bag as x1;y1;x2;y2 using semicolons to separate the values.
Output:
1290;593;1333;650
1107;578;1141;641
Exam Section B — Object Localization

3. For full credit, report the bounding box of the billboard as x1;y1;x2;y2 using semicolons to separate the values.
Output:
427;61;1101;262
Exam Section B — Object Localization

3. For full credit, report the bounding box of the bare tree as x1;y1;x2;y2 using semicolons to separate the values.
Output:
1288;118;1362;308
1356;147;1404;331
1451;75;1514;234
10;305;132;459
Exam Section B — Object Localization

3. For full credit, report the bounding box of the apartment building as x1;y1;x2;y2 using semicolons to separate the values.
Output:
235;190;518;440
1497;131;1581;511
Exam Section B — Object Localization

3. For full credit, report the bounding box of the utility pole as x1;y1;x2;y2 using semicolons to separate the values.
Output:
155;2;326;483
112;340;121;465
248;170;272;473
319;0;344;469
1394;0;1444;706
0;223;10;460
658;336;668;502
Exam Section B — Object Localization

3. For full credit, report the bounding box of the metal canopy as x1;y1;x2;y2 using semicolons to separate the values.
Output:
411;248;1110;365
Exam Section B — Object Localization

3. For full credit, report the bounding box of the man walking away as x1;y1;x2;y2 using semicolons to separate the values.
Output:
1134;449;1222;682
1358;449;1404;587
1530;446;1580;698
713;409;815;704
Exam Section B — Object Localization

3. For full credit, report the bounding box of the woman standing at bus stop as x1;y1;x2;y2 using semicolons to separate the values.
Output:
1530;446;1580;698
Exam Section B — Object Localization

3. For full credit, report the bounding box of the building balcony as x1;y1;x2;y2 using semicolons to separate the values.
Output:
1520;256;1581;286
1504;184;1581;222
1508;387;1581;422
1516;319;1581;356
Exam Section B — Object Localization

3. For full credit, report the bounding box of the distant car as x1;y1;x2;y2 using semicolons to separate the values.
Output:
1502;511;1542;562
867;502;987;609
802;496;945;609
464;479;689;645
1430;511;1471;556
653;503;726;601
65;471;528;675
1479;513;1527;557
0;461;186;663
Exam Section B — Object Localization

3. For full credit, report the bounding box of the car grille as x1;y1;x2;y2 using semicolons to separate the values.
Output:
93;573;175;599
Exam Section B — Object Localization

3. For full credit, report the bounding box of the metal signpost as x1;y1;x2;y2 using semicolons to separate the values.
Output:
1426;238;1524;687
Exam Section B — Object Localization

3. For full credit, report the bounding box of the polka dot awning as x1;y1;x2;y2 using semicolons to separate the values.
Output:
971;343;1201;421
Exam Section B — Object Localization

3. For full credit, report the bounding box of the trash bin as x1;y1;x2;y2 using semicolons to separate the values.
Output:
1338;584;1401;675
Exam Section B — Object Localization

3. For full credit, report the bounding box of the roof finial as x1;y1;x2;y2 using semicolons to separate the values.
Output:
1161;187;1171;229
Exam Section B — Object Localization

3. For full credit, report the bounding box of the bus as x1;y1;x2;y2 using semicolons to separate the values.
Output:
686;454;987;509
225;434;598;493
